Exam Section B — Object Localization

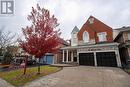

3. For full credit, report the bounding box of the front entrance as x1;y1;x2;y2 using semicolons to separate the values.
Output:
79;53;94;66
96;52;117;67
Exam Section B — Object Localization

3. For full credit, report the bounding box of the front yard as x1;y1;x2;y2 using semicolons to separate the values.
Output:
125;69;130;74
0;65;62;87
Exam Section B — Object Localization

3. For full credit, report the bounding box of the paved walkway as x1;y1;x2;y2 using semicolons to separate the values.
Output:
0;78;14;87
23;66;130;87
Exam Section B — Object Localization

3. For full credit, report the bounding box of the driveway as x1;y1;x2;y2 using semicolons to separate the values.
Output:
24;66;130;87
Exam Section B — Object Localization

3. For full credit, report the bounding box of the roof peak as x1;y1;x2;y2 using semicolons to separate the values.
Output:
71;26;79;34
86;15;112;29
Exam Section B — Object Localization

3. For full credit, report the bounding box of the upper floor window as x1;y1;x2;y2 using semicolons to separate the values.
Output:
128;33;130;40
73;33;77;38
97;32;107;42
83;31;89;43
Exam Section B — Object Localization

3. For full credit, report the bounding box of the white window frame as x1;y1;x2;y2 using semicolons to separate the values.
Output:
83;31;89;43
97;32;107;42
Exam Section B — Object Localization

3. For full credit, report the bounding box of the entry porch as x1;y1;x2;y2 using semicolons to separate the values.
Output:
61;42;122;67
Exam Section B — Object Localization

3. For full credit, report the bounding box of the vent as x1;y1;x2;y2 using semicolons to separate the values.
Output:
89;18;94;24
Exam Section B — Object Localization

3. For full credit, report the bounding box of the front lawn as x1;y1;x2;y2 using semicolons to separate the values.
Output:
0;65;61;87
126;69;130;74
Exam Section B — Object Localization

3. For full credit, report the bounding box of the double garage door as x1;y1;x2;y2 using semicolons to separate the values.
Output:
79;52;117;67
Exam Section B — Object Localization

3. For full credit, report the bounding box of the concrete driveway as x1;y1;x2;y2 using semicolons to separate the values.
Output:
24;66;130;87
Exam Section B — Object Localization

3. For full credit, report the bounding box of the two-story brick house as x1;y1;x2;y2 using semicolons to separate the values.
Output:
61;16;121;67
114;27;130;65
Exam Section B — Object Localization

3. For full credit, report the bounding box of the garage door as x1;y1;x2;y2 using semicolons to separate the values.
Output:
96;52;117;67
79;53;94;66
44;55;53;64
40;55;54;64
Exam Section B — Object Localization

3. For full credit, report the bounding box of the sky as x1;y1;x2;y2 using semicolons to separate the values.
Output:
0;0;130;40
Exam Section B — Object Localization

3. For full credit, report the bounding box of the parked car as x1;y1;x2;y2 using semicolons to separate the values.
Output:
12;57;37;66
27;60;36;65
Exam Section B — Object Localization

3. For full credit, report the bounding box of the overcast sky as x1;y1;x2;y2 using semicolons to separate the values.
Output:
0;0;130;39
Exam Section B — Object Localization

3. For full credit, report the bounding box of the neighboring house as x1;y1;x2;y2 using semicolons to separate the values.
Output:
0;46;20;64
114;27;130;65
9;38;69;65
12;47;35;65
40;38;69;64
61;16;121;67
54;38;70;64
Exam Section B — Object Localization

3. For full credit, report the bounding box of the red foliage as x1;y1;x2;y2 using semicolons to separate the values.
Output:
19;4;61;58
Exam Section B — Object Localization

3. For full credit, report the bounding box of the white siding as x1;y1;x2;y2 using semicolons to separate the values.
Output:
71;33;78;46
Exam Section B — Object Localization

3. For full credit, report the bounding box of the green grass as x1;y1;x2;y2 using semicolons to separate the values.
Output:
0;65;62;87
127;69;130;73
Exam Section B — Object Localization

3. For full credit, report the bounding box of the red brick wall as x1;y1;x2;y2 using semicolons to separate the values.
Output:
54;42;69;64
77;16;113;43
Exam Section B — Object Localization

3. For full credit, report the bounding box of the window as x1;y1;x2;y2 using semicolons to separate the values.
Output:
128;33;130;40
97;32;107;42
89;18;94;24
71;33;78;46
83;31;89;43
73;33;77;38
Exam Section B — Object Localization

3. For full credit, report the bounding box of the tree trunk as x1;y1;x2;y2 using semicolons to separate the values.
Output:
37;58;40;74
23;56;28;75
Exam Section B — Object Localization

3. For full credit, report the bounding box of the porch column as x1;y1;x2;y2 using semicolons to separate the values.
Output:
77;52;79;64
66;50;68;62
127;47;130;58
115;48;121;67
62;50;65;62
94;52;97;66
71;51;73;62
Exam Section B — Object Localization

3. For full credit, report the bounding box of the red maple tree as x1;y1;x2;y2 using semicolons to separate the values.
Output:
19;4;61;74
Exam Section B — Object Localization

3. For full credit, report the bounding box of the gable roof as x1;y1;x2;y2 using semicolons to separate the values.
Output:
59;38;70;46
82;15;112;32
77;15;112;40
114;26;130;32
71;26;79;34
114;27;130;41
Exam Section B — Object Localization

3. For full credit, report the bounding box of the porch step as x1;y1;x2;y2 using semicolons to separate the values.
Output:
51;64;75;67
51;62;78;67
62;62;79;66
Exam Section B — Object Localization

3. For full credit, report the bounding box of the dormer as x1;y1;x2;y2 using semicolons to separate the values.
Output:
71;26;79;46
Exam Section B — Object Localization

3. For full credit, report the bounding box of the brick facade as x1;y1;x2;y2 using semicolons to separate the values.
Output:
77;16;113;43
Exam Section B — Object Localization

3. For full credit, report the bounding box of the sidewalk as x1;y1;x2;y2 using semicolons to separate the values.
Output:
0;78;14;87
